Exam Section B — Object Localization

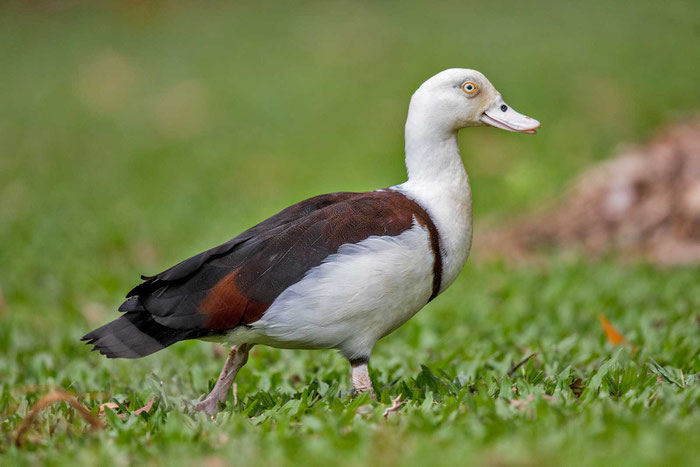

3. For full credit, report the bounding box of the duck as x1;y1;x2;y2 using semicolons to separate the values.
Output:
83;68;540;415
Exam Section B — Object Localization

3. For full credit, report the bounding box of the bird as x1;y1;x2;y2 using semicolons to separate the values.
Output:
82;68;540;415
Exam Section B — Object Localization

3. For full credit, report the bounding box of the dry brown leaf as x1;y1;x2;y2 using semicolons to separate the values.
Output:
133;396;155;416
15;389;104;446
99;396;155;419
98;401;123;419
598;314;627;345
383;394;406;418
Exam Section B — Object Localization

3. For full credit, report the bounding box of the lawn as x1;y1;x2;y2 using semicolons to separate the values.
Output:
1;1;699;465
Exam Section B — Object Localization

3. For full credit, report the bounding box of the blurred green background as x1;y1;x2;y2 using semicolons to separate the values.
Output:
1;1;699;465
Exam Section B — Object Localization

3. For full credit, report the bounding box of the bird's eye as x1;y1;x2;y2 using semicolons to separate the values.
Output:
500;104;508;112
462;81;478;95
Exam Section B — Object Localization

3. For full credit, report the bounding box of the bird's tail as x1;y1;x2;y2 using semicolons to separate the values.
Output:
81;312;194;359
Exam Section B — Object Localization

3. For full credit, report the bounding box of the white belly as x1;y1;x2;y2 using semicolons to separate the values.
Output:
226;221;434;360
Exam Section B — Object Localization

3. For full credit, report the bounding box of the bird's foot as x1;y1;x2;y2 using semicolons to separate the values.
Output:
194;392;225;416
194;384;230;416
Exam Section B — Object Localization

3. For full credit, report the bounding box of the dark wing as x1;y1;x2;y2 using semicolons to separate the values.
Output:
82;190;438;358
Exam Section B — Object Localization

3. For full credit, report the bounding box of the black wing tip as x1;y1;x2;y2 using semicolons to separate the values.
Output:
81;328;98;342
80;336;113;357
81;336;156;359
80;331;124;358
82;341;133;359
80;312;198;359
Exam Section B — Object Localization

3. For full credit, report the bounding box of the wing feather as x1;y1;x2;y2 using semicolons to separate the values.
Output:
119;190;432;332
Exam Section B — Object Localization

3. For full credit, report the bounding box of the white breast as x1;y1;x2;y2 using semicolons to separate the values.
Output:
397;174;473;292
231;221;435;360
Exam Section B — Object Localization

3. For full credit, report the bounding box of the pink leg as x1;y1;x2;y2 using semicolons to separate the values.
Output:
351;361;376;399
195;344;252;415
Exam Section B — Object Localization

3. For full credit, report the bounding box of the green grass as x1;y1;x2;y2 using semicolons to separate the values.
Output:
1;1;699;465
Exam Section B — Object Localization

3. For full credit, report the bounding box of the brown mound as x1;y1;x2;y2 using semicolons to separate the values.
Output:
476;119;700;265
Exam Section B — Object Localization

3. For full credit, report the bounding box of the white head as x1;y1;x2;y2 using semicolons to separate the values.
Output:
407;68;540;137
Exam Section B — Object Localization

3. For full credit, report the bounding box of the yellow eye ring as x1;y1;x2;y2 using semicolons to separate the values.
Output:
462;81;478;94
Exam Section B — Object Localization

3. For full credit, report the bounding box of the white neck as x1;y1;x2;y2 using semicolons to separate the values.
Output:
394;102;474;292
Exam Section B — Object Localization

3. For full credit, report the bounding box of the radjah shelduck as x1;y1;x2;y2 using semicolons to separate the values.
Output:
83;68;540;415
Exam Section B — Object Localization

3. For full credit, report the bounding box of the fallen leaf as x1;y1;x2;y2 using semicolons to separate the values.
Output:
99;401;124;419
15;389;104;446
133;396;155;416
598;314;627;345
383;394;406;418
99;396;155;419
